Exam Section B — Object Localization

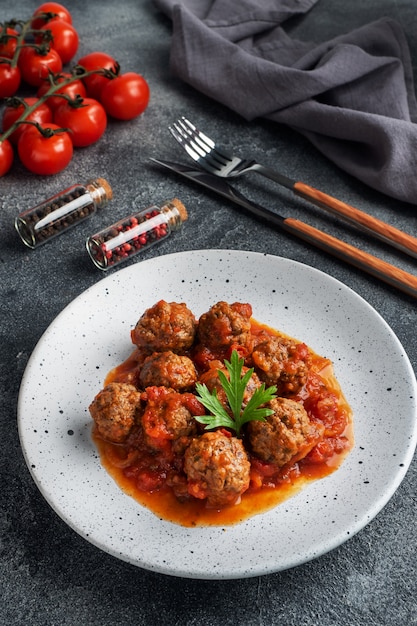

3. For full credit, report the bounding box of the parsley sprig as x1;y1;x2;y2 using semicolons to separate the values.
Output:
194;350;277;436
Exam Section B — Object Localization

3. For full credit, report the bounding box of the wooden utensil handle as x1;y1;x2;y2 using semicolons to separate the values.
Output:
284;217;417;298
293;182;417;259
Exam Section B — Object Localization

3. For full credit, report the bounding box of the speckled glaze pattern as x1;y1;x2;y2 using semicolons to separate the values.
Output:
17;250;417;580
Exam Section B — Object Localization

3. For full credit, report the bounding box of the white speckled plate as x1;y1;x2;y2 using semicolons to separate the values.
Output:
17;250;417;579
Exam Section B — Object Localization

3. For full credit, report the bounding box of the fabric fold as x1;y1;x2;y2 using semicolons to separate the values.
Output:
153;0;417;204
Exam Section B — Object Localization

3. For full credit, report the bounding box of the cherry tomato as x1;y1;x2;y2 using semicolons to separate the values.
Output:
2;97;53;144
37;20;79;64
31;2;72;29
37;73;87;110
0;63;21;98
54;97;107;147
17;122;73;175
0;26;19;59
0;139;14;177
18;46;62;87
77;51;118;100
100;72;150;120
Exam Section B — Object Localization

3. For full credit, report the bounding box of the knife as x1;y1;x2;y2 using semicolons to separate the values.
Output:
150;158;417;299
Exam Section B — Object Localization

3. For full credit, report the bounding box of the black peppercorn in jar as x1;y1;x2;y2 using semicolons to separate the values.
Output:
15;178;113;249
86;198;188;270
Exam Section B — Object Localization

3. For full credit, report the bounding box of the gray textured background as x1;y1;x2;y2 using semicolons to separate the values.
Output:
1;1;416;624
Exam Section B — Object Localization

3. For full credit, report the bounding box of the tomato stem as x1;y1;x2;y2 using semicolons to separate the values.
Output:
0;67;111;143
4;14;70;69
8;18;33;69
16;42;51;56
16;120;71;138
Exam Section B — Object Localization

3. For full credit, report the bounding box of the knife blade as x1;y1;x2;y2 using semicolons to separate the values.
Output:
150;158;417;299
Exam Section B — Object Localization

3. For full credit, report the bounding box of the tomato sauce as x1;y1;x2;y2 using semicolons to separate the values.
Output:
92;319;353;527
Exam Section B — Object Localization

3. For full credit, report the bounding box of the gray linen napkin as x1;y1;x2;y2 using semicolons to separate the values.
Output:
153;0;417;204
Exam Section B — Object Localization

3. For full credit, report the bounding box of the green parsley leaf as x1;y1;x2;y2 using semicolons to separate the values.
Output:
194;350;277;436
194;383;235;431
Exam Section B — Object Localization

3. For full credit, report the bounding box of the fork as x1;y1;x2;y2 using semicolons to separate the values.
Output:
169;117;417;260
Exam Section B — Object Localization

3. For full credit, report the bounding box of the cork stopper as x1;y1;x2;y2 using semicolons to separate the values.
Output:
86;178;113;209
170;198;188;222
95;178;113;201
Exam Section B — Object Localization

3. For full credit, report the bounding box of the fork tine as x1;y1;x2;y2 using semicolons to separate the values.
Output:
180;118;215;150
175;119;217;160
170;117;246;175
169;128;201;163
179;118;232;164
169;123;206;161
170;119;229;173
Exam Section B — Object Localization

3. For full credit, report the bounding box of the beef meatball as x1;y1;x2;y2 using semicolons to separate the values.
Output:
139;351;197;391
131;300;197;353
89;382;141;443
197;301;252;351
251;336;310;395
247;397;324;467
141;386;198;449
184;431;250;508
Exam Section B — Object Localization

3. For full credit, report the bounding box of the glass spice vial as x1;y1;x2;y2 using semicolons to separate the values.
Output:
15;178;113;249
86;198;188;270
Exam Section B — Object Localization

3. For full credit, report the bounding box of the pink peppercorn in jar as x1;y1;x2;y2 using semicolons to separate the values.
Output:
86;198;188;270
15;178;113;249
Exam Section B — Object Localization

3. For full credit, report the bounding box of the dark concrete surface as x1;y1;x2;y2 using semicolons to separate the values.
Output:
1;1;416;624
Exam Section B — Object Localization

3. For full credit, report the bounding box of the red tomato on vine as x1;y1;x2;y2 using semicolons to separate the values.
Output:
31;2;73;29
0;63;21;98
17;123;73;175
37;73;87;111
2;97;53;144
54;97;107;147
0;26;19;58
18;46;63;87
100;72;150;120
38;19;79;64
77;51;118;99
0;140;14;177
